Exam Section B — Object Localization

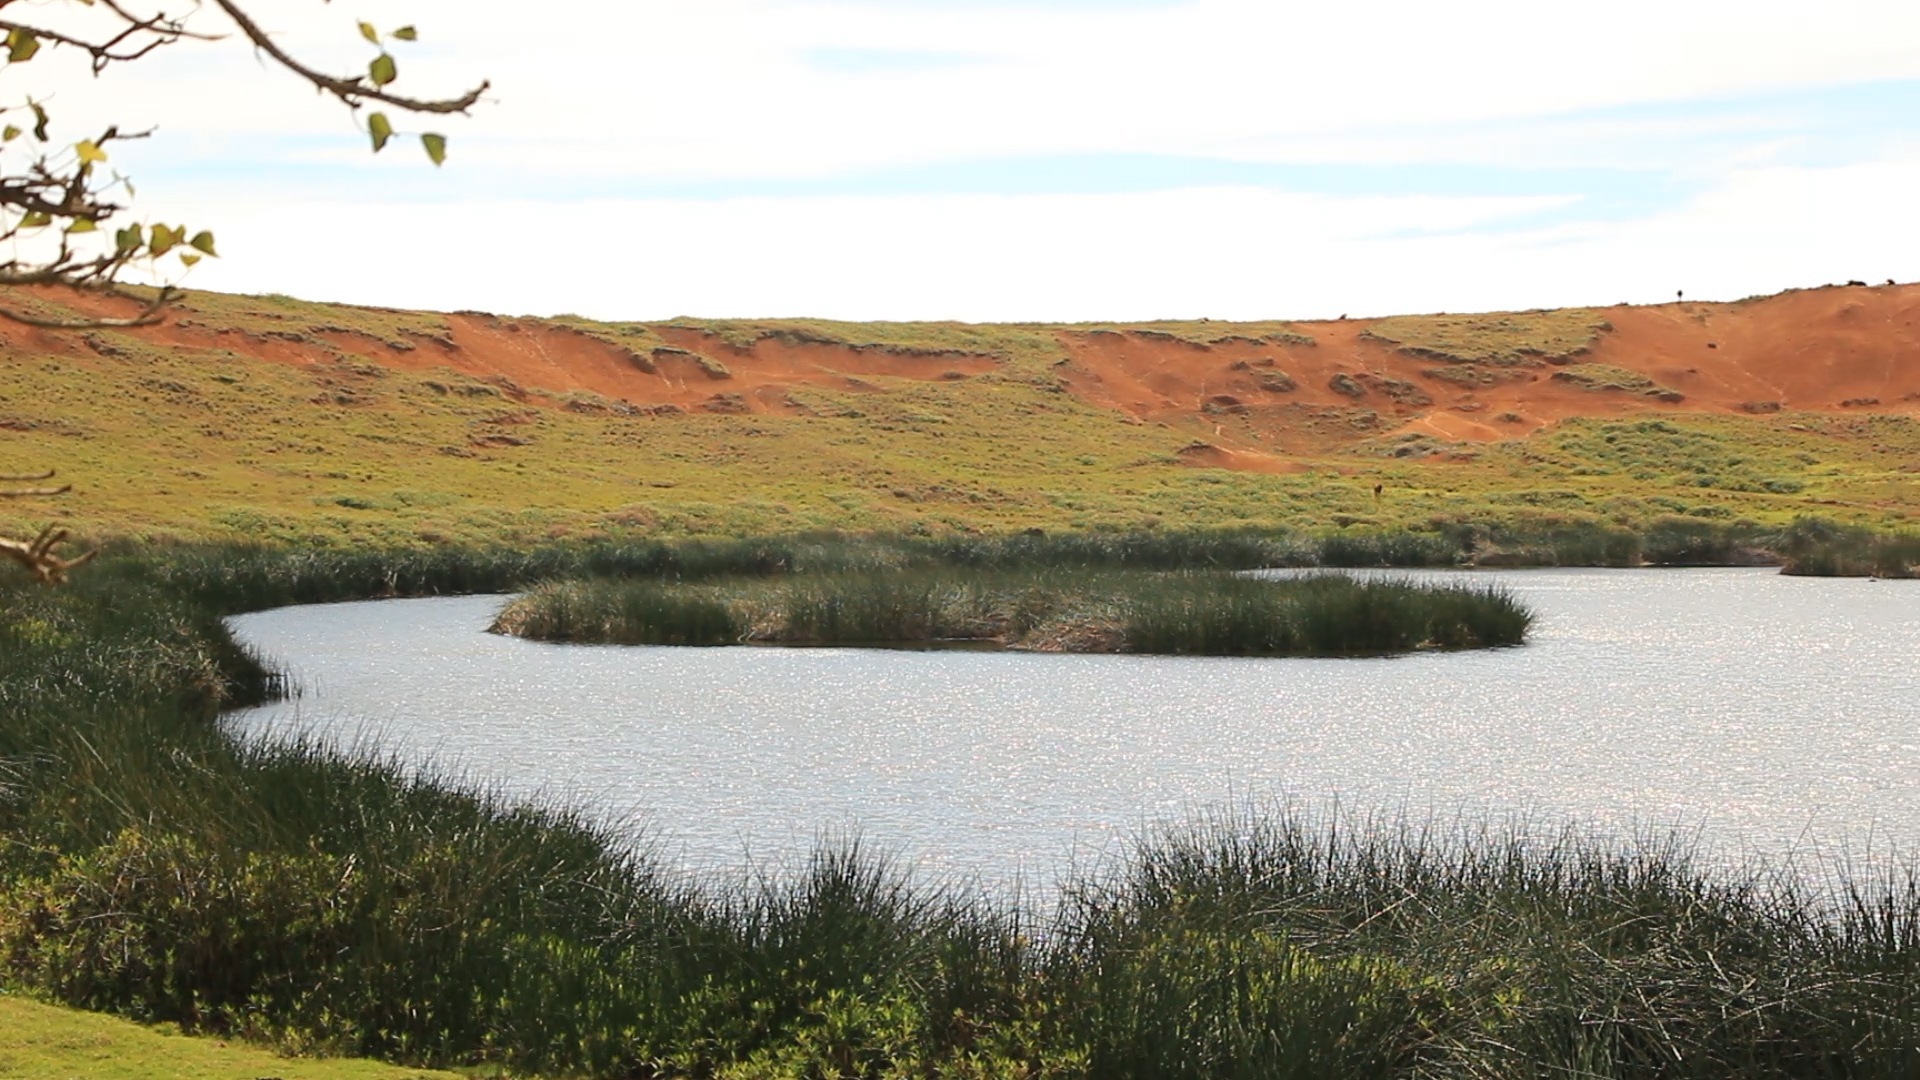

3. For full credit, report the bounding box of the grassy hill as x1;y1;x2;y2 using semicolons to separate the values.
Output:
0;284;1915;545
0;996;464;1080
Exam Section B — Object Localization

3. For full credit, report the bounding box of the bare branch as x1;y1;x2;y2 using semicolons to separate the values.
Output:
0;523;95;584
209;0;488;114
0;471;90;584
0;1;487;327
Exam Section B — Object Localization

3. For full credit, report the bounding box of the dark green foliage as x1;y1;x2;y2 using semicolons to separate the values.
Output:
5;542;1920;1078
916;529;1305;571
1123;574;1530;655
1437;519;1645;567
1640;516;1771;565
1781;518;1920;578
1318;530;1460;567
134;536;806;613
1054;811;1920;1079
503;578;745;645
498;569;1533;656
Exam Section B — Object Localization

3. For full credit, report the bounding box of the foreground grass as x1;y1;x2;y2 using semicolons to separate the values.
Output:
4;541;1920;1078
0;996;463;1080
493;568;1533;654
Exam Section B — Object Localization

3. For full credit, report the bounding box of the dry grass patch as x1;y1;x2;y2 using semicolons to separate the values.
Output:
1551;363;1684;402
1364;308;1612;365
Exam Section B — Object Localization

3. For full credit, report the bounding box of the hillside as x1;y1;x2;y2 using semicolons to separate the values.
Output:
0;283;1916;543
0;995;462;1079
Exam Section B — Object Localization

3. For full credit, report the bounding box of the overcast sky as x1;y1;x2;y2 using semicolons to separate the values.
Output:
19;0;1920;320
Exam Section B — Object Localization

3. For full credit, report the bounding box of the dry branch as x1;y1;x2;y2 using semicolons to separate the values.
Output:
0;524;92;583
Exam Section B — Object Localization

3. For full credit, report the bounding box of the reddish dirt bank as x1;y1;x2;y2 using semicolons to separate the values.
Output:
1055;285;1920;452
6;284;1918;460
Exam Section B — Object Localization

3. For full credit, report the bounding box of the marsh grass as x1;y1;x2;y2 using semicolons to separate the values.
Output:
6;542;1920;1078
493;568;1532;655
1055;808;1920;1079
1782;517;1920;577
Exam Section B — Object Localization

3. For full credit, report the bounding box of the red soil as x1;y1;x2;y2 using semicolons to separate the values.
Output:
7;283;1919;467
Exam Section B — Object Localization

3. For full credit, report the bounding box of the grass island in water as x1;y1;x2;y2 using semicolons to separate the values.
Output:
491;568;1534;655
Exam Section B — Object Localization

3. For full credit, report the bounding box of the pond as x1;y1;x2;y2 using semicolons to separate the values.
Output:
224;568;1920;887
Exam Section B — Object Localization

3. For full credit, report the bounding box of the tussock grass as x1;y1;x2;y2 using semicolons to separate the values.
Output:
493;568;1532;655
3;553;1920;1077
8;540;1920;1077
1781;517;1920;577
1054;808;1920;1079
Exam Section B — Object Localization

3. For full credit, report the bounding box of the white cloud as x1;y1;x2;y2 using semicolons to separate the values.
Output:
154;161;1920;321
8;0;1920;317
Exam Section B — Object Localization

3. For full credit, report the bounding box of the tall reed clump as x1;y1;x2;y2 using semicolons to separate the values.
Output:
1050;808;1920;1079
494;570;1533;655
1122;573;1531;655
1780;517;1920;578
491;578;744;645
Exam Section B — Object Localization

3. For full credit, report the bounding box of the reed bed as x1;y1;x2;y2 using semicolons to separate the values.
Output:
107;514;1838;623
3;542;1919;1077
1781;518;1920;578
491;568;1533;655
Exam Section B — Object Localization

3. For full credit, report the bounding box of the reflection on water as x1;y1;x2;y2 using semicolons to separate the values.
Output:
224;568;1920;885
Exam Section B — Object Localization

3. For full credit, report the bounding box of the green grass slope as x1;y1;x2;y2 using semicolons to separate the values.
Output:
0;996;463;1080
0;287;1914;545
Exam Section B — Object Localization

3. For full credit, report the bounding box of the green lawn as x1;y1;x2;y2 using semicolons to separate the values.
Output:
0;996;466;1080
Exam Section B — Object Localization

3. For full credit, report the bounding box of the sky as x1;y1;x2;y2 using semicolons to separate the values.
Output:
15;0;1920;321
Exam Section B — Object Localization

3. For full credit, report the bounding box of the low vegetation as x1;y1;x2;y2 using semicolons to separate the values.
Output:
1781;518;1920;577
2;288;1915;545
492;569;1534;655
1;539;1918;1079
1361;308;1613;364
1551;362;1685;401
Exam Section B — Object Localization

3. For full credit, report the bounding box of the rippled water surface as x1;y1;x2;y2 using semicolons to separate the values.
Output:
225;569;1920;882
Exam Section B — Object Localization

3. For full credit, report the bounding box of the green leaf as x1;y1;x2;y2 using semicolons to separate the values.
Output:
28;100;47;141
149;223;179;256
1;126;19;142
74;140;107;164
358;20;379;43
178;252;201;267
7;28;40;64
367;111;393;152
20;211;50;228
188;230;217;256
368;52;396;87
392;25;417;41
64;219;96;234
421;132;446;167
115;225;142;252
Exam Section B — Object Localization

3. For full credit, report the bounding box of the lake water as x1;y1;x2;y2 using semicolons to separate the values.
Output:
224;568;1920;887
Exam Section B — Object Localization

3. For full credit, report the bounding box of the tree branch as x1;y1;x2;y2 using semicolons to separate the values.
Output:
209;0;488;114
0;523;94;584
